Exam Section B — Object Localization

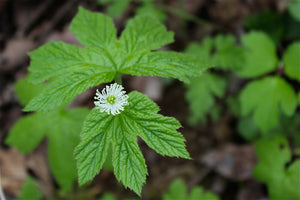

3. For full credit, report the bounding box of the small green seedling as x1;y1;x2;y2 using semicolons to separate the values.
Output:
163;178;219;200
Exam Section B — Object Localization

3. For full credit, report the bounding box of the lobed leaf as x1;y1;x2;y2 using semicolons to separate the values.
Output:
185;38;214;63
6;112;50;153
120;14;174;53
235;31;278;77
239;76;297;133
124;91;190;158
213;35;245;70
70;7;117;48
254;135;300;200
186;73;227;124
75;91;190;195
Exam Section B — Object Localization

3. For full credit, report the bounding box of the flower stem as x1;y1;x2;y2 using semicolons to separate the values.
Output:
115;73;122;85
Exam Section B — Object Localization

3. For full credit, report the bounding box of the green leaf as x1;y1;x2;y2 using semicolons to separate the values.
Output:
185;35;244;70
186;73;227;124
102;143;114;171
189;187;219;200
237;116;260;141
112;130;147;195
14;77;44;106
16;176;43;200
239;76;297;133
212;35;245;70
125;92;190;158
26;7;206;111
27;42;114;84
6;108;89;191
70;7;117;48
98;0;131;17
107;0;131;17
163;178;219;200
253;135;300;200
48;108;89;190
75;91;190;195
185;38;214;63
298;92;300;105
235;31;278;77
283;41;300;81
163;179;187;200
120;51;205;83
6;112;49;153
120;14;173;53
136;1;166;22
288;0;300;21
25;71;114;112
74;111;113;185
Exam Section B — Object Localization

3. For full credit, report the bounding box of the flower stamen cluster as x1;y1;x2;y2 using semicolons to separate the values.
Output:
94;83;128;115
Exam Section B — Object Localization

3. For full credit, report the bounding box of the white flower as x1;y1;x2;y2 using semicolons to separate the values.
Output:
94;83;129;115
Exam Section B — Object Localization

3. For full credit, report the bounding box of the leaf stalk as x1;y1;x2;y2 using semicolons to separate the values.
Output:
115;73;122;85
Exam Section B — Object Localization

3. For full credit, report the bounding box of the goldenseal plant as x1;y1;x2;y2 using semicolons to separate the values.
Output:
23;7;208;195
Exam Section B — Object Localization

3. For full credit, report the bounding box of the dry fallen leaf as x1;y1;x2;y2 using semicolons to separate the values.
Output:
0;148;27;196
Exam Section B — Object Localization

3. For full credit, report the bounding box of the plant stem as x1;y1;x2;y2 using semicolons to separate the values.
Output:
115;73;122;85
